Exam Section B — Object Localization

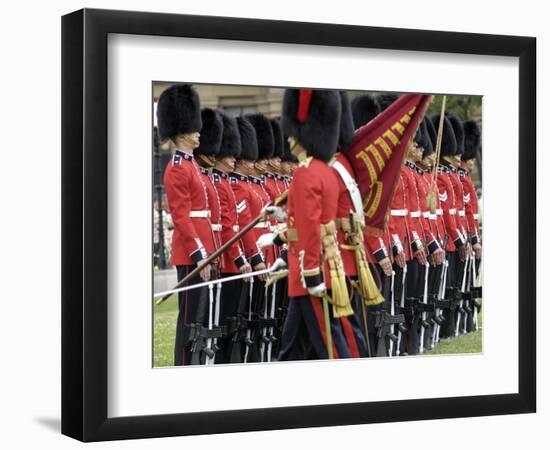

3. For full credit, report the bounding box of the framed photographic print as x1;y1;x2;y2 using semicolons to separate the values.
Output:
62;8;536;442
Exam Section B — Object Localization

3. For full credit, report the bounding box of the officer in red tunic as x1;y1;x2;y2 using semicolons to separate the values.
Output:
210;113;253;363
158;84;214;366
278;89;353;360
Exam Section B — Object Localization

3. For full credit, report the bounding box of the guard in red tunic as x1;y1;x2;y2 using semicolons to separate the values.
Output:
329;91;380;358
431;114;467;338
460;120;482;260
158;84;214;366
277;88;353;360
460;119;482;332
210;112;253;363
229;116;268;362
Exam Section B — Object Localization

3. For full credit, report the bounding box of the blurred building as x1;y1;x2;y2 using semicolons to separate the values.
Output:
153;82;284;121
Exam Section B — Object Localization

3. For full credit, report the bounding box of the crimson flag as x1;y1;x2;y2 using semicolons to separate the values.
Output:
344;94;432;235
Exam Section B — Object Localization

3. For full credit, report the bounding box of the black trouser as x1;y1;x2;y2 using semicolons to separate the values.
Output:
216;276;243;364
439;252;457;338
174;265;208;366
365;264;384;357
278;295;352;361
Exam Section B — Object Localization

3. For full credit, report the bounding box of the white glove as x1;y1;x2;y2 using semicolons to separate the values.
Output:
256;233;275;249
270;257;288;272
265;206;287;223
307;282;327;298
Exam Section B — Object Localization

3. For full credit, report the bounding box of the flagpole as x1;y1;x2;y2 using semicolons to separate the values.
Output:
427;95;447;212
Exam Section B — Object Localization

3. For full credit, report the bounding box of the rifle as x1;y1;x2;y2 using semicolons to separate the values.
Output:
419;262;430;354
156;190;288;305
454;256;470;336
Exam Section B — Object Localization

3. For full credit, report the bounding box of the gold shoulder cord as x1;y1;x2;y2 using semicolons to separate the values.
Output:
321;221;353;317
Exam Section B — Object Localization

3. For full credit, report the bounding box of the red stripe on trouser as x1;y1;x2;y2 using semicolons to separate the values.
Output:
309;296;339;359
340;316;360;358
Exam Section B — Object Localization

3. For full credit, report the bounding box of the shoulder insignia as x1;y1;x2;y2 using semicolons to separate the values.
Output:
439;191;448;202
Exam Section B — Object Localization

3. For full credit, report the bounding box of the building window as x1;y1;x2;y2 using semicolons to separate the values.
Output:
222;105;258;117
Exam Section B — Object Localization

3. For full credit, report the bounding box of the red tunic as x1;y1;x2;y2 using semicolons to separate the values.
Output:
412;165;440;254
459;168;480;244
228;172;264;268
286;158;339;297
199;167;222;252
211;168;247;274
421;169;446;245
330;153;359;276
449;167;468;240
163;150;214;265
436;165;465;252
387;171;411;260
248;176;276;266
402;161;425;254
263;172;283;201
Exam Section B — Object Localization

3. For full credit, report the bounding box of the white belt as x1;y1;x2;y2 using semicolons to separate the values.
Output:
410;211;421;218
254;221;270;229
391;209;408;217
458;210;466;217
436;209;443;216
429;213;437;221
233;225;240;232
422;212;430;219
189;210;211;218
473;213;480;221
449;208;456;215
269;225;278;232
211;224;222;232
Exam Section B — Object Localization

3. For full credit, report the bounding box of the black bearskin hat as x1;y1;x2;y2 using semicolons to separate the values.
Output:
236;116;258;161
351;94;380;129
338;91;355;150
425;115;438;150
282;89;341;163
194;108;223;157
156;84;202;141
245;113;275;160
447;114;464;155
376;93;399;112
463;120;481;161
270;118;284;159
429;114;457;157
218;113;241;159
420;119;434;158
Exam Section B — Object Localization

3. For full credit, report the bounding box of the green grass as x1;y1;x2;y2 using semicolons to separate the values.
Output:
153;295;178;367
153;301;482;366
426;311;483;355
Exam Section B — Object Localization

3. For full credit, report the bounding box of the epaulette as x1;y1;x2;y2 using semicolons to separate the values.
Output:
173;150;193;166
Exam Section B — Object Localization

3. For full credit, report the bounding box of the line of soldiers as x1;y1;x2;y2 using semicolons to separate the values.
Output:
156;84;482;365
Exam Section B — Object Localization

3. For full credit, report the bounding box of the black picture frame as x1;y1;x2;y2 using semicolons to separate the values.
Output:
62;8;536;442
